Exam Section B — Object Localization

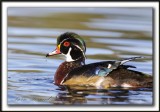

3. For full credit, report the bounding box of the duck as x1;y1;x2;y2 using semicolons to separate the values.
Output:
46;32;152;88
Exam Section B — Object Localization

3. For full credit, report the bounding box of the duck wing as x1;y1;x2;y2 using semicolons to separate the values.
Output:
62;56;143;83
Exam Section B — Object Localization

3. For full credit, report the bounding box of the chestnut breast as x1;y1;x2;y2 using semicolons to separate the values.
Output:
54;61;83;85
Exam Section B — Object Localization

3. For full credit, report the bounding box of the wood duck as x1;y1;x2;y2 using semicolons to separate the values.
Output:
46;32;152;88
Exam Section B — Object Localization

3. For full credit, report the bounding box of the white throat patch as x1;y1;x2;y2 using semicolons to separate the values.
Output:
65;47;75;62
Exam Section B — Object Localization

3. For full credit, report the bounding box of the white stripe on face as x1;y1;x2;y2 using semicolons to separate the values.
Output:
65;47;75;62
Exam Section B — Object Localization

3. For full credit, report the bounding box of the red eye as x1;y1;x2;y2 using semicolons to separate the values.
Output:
63;41;70;47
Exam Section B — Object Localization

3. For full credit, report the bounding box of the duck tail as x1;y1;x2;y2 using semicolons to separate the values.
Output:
120;56;144;65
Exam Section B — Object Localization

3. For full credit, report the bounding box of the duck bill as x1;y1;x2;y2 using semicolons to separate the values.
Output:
46;45;61;57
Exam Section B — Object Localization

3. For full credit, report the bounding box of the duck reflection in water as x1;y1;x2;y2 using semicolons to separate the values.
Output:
52;85;152;105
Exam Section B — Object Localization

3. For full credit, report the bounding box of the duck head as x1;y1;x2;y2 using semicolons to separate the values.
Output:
46;32;86;62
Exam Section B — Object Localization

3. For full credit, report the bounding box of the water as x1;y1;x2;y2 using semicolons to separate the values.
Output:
7;7;153;105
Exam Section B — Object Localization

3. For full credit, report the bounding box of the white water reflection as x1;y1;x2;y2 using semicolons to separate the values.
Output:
92;38;152;47
8;37;57;44
85;21;152;32
110;46;152;55
86;48;114;55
